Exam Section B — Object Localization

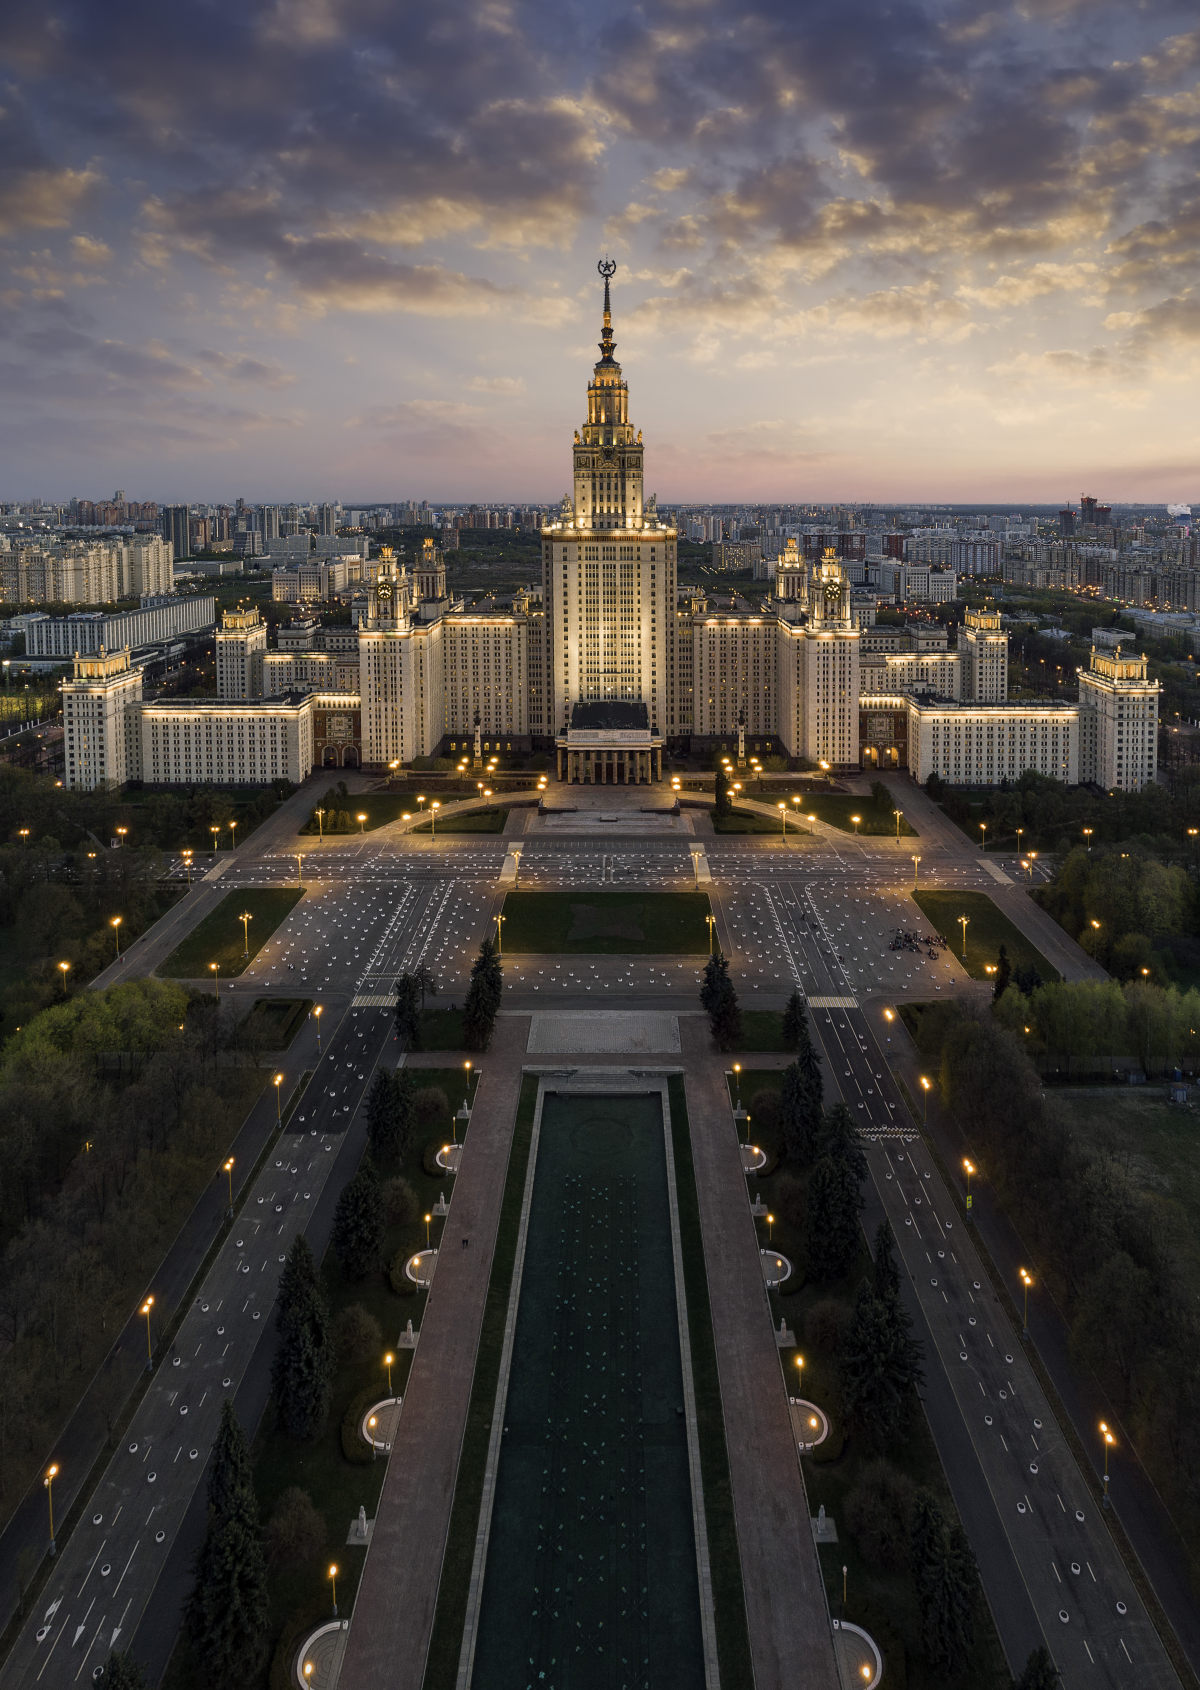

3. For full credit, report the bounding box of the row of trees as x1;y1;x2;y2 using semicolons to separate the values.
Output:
932;1005;1200;1545
1038;842;1200;983
0;982;267;1525
995;973;1200;1076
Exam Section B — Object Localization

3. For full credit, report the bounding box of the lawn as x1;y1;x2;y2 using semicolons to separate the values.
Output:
416;1007;469;1050
499;890;712;955
1051;1086;1200;1306
712;807;788;835
733;1009;794;1052
300;794;414;834
413;806;509;834
159;887;305;978
240;997;313;1049
913;889;1058;983
803;794;917;837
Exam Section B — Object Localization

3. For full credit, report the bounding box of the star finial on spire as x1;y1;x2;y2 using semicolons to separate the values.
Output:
597;257;617;363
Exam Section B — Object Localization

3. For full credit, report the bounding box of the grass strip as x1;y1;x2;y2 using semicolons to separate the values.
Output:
413;807;509;834
421;1074;540;1690
667;1075;755;1690
160;887;305;979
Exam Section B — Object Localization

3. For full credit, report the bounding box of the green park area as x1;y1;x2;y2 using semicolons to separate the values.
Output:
160;887;304;979
913;890;1056;983
1052;1086;1200;1304
804;793;916;836
499;890;711;954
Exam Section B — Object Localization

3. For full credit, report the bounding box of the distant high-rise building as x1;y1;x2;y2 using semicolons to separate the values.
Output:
162;504;190;559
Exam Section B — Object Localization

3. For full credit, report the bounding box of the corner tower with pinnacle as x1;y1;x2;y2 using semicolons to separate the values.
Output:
541;262;677;775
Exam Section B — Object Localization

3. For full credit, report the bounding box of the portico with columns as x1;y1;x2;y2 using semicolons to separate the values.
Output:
555;699;663;783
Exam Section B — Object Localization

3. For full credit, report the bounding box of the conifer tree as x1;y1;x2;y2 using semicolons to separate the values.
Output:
394;973;422;1047
332;1155;384;1281
272;1235;333;1440
780;1058;823;1166
98;1652;149;1689
463;936;502;1051
186;1402;269;1682
841;1276;924;1448
872;1219;901;1304
804;1152;864;1282
1012;1646;1059;1690
366;1069;402;1166
909;1489;976;1674
782;988;809;1052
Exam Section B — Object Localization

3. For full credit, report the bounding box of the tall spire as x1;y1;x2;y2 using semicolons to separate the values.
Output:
597;257;617;365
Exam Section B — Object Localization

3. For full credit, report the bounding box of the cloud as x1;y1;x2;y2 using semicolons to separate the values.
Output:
469;375;525;394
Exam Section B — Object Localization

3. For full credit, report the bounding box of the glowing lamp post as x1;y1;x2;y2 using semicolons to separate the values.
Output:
111;915;123;957
239;909;253;956
274;1073;284;1125
44;1463;58;1557
141;1295;155;1372
1019;1267;1033;1337
919;1075;930;1124
1100;1422;1115;1507
224;1157;235;1217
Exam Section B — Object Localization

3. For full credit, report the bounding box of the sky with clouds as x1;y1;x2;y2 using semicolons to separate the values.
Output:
2;0;1200;504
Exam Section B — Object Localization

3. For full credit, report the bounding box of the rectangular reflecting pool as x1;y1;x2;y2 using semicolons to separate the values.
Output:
469;1091;706;1689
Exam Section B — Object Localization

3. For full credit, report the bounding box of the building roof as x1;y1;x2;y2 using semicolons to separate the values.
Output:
569;699;649;731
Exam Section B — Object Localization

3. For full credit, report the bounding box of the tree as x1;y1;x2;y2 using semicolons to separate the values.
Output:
394;974;422;1048
780;1057;823;1166
366;1070;405;1166
821;1100;867;1184
994;943;1012;1000
264;1485;326;1568
463;936;502;1051
412;962;438;1012
841;1277;923;1449
186;1402;269;1682
98;1652;149;1689
700;948;741;1049
332;1155;384;1281
843;1457;917;1570
713;763;731;817
803;1152;863;1282
909;1489;976;1674
272;1236;333;1439
1012;1646;1059;1690
872;1219;901;1303
782;988;808;1052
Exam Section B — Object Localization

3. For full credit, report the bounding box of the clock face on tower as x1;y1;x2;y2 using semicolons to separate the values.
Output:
824;577;841;603
377;580;393;602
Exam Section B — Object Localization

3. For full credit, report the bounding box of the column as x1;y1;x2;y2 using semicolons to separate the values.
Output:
655;746;662;780
556;746;563;780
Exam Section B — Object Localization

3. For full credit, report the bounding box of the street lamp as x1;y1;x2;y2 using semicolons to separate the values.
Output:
57;960;71;995
706;912;716;953
424;1212;432;1251
919;1075;930;1123
182;848;193;886
44;1463;58;1556
210;961;220;1001
1015;826;1024;855
495;912;505;954
1083;827;1093;852
795;1354;804;1396
18;827;29;847
313;1004;323;1052
963;1158;975;1211
851;814;861;836
894;808;903;838
1100;1422;1115;1507
430;800;440;837
766;1212;774;1244
210;825;220;851
462;1060;473;1112
384;1352;395;1396
329;1563;339;1617
417;795;426;812
315;807;325;842
732;1063;741;1110
274;1073;284;1125
357;812;368;835
1019;1267;1033;1337
778;802;787;839
141;1295;155;1372
240;909;253;956
224;1157;235;1217
979;821;987;851
229;819;238;850
111;915;123;957
912;854;921;888
958;914;969;960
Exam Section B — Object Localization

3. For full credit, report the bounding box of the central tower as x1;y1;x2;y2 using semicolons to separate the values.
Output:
542;262;677;765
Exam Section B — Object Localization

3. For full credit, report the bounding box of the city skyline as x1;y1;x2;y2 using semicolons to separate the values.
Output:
2;0;1199;501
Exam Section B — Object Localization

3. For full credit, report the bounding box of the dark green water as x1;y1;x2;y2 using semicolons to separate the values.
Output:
470;1092;705;1690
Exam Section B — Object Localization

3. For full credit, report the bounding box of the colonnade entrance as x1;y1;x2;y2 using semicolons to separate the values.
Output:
556;746;663;783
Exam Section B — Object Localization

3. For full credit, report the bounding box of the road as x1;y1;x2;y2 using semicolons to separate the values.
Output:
5;1001;395;1690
